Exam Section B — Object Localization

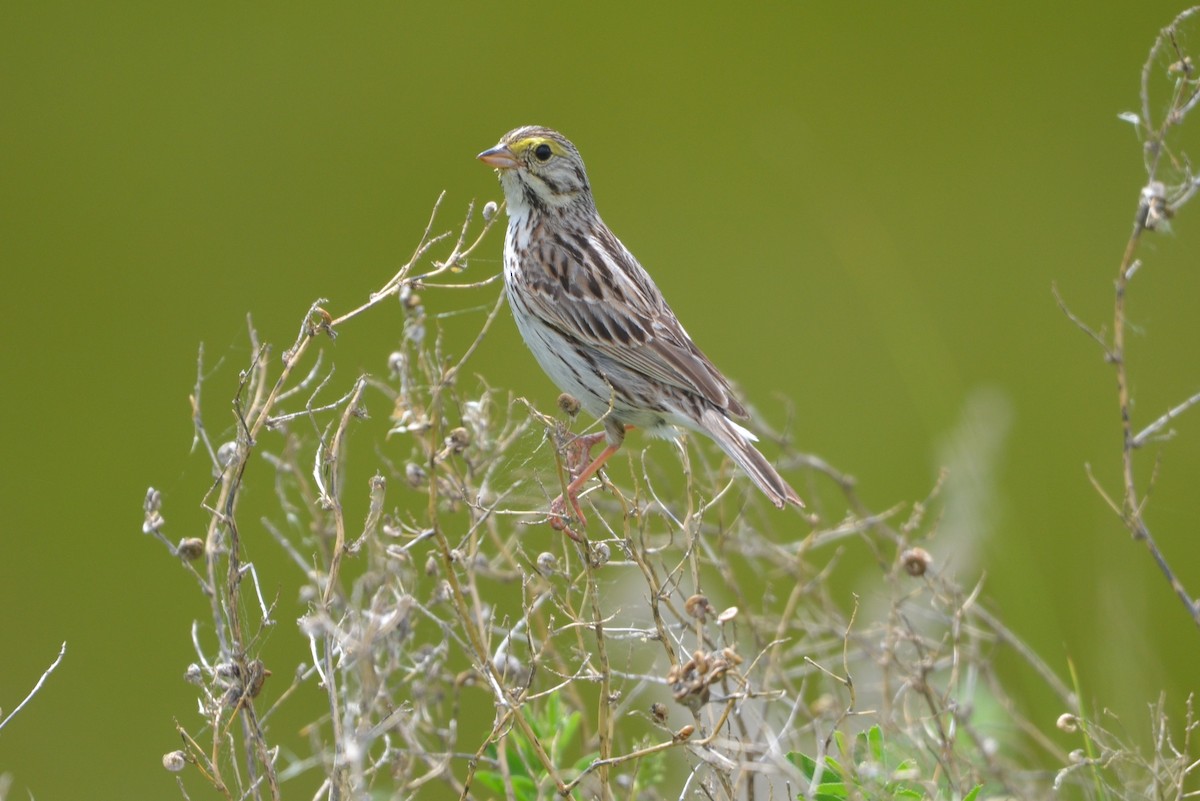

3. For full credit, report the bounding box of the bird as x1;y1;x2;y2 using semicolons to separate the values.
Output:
478;126;803;535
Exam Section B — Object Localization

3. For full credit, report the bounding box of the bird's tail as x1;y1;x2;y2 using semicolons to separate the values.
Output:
699;408;804;509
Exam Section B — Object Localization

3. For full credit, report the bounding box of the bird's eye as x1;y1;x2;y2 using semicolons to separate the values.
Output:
533;143;553;162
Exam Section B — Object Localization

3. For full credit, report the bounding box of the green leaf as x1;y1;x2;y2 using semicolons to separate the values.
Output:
633;750;667;791
833;729;848;758
813;780;849;798
502;743;533;779
512;775;539;801
866;725;884;763
962;786;982;801
478;772;539;801
473;771;505;794
786;752;819;780
786;752;847;792
554;711;582;762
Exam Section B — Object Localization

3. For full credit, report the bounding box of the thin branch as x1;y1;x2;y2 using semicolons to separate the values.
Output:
1133;389;1200;446
1051;282;1112;359
0;641;66;732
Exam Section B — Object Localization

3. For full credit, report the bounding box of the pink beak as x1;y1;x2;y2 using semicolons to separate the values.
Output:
477;144;519;170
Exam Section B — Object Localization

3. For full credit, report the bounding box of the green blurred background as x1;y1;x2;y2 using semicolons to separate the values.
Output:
4;3;1200;797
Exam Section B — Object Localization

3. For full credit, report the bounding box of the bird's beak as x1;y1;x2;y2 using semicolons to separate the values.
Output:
477;144;518;170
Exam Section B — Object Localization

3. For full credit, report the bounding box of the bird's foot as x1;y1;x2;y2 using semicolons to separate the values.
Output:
548;493;587;542
546;430;627;541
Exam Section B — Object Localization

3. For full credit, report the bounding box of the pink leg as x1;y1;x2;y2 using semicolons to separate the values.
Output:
549;427;632;540
563;432;608;480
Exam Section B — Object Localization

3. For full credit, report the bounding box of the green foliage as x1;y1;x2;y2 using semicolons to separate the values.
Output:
473;693;668;800
475;694;595;800
787;725;982;801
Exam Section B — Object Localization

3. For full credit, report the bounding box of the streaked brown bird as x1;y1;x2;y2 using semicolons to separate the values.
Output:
479;126;803;535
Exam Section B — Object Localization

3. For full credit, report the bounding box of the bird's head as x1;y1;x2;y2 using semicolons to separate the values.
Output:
478;126;593;216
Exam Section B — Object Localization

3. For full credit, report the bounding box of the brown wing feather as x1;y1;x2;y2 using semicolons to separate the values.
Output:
520;222;749;419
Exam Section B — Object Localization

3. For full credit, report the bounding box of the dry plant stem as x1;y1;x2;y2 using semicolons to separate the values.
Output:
320;375;368;605
160;185;1103;797
1133;389;1200;447
329;192;502;330
310;375;368;796
626;530;680;667
805;600;861;795
0;641;66;733
190;342;221;468
433;290;507;404
581;539;615;798
680;480;765;791
1093;7;1200;628
177;721;224;791
777;449;1081;794
562;727;703;795
172;196;504;801
193;331;284;800
425;400;576;800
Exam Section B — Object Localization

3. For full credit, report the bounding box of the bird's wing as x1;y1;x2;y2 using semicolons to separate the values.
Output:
518;225;749;419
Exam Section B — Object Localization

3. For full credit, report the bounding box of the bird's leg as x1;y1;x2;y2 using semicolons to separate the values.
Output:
563;432;609;481
549;423;630;539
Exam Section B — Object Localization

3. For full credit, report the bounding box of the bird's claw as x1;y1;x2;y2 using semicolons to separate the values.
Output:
549;494;586;541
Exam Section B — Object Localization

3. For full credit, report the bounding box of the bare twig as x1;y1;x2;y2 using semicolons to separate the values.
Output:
1133;389;1200;447
0;641;66;733
1066;6;1200;629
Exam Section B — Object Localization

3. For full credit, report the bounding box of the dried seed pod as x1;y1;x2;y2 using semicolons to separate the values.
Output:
536;552;558;576
589;542;610;568
901;547;932;577
447;427;471;453
176;537;204;562
405;462;426;487
387;351;405;375
142;487;165;534
216;440;238;468
684;594;711;620
431;580;453;605
242;659;271;699
557;393;582;417
650;702;668;723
